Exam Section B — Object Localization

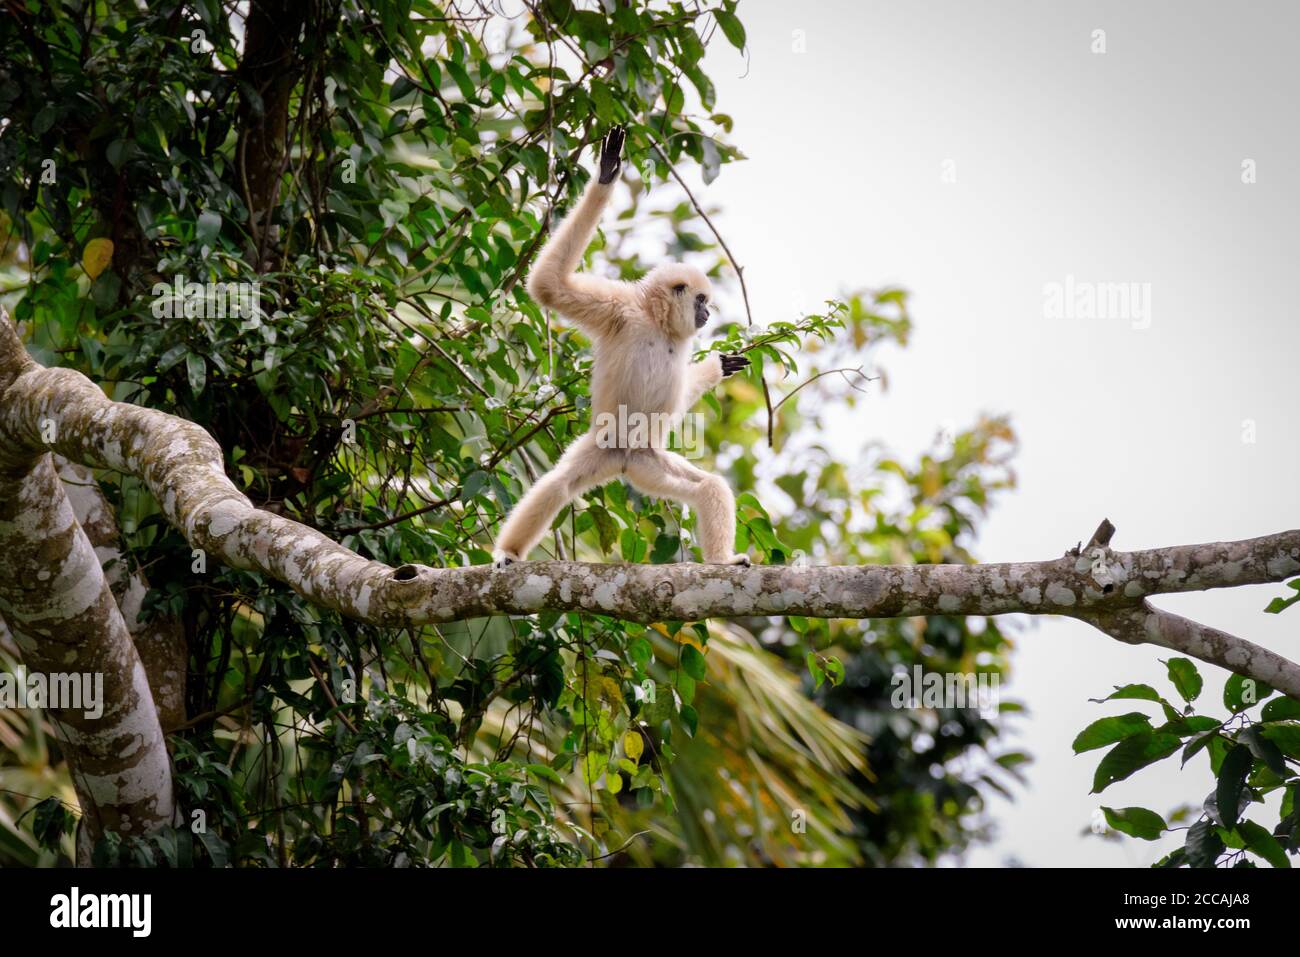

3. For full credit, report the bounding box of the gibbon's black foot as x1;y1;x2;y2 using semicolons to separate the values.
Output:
597;126;626;185
720;353;749;376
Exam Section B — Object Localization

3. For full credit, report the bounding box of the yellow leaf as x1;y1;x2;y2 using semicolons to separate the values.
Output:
581;674;624;709
605;771;622;794
920;463;941;499
728;378;762;403
82;238;114;279
624;730;644;763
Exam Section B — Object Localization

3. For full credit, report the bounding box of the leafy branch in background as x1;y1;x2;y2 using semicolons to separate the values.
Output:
1265;578;1300;616
1077;639;1299;866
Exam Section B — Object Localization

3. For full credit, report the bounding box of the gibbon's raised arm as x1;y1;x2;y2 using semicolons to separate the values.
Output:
526;127;629;338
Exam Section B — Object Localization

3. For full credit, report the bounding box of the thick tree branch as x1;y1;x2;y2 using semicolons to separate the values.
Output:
0;449;173;860
0;461;188;731
1079;600;1300;693
54;457;187;731
1;308;1298;701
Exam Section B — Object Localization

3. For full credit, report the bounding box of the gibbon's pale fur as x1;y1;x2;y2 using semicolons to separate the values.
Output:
493;127;751;568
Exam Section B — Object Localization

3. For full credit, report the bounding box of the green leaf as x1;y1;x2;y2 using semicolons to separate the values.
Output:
157;343;188;373
680;643;707;681
806;652;825;689
390;74;415;101
1095;684;1160;703
1216;822;1246;849
628;637;652;671
526;763;563;785
1261;696;1300;722
1101;806;1167;841
673;669;696;705
679;704;698;738
197;209;222;245
619;527;647;562
1236;820;1290;868
1164;657;1202;703
1215;745;1252;828
445;60;477;102
582;751;607;785
1072;713;1153;753
31;798;73;849
1224;673;1272;712
1264;578;1300;614
1240;726;1288;777
588;505;618;554
589;80;615;123
90;270;121;310
1092;686;1175;712
714;10;746;49
1156;715;1220;738
1259;721;1300;759
1091;733;1181;793
460;469;488;503
195;828;229;868
700;137;721;185
642;680;673;725
186;353;206;396
650;532;680;564
32;105;57;135
1181;730;1218;768
1185;819;1224;868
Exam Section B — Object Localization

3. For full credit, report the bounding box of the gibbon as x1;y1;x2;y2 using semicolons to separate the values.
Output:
493;126;751;568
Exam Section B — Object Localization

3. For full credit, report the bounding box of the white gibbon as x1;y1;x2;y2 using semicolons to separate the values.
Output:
493;126;751;568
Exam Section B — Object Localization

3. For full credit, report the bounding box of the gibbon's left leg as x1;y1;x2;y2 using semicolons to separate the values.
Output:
493;433;623;566
625;449;750;566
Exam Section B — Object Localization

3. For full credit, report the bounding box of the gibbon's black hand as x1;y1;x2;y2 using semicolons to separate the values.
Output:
597;126;626;184
720;353;749;377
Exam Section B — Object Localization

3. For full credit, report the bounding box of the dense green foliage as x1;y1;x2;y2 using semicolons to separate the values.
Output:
1077;586;1300;867
0;0;1025;867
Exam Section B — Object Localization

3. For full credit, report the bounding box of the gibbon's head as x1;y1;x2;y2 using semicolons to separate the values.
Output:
641;263;713;340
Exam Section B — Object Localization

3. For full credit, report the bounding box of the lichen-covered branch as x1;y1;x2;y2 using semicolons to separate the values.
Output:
1079;601;1300;695
0;304;1298;713
0;452;173;859
0;460;187;730
55;457;187;731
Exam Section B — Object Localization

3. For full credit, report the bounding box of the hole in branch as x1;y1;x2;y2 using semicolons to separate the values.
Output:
393;564;419;581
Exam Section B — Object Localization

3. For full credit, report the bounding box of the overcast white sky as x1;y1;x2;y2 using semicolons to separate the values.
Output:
699;0;1300;866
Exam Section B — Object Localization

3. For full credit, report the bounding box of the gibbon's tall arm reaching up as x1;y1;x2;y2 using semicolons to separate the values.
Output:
526;127;629;338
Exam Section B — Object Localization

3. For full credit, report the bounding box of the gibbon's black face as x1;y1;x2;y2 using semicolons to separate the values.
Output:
674;283;710;329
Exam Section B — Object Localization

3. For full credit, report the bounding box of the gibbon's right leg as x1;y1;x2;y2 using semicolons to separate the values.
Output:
493;433;623;566
624;449;750;566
